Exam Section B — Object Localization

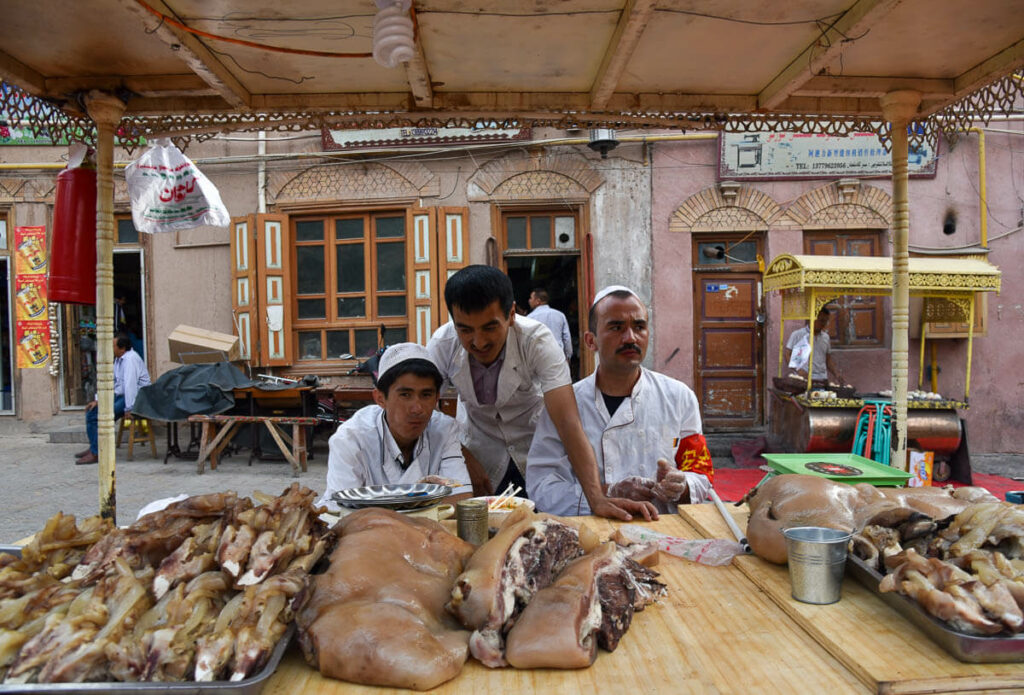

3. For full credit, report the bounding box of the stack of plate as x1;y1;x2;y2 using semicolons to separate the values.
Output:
332;483;451;511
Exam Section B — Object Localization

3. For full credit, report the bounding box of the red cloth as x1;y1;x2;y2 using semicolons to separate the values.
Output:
675;433;714;483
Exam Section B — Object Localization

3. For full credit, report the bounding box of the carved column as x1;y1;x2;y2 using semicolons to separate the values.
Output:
84;91;126;521
880;90;921;472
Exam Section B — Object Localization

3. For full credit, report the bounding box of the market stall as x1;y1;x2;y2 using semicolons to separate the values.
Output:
763;254;1001;462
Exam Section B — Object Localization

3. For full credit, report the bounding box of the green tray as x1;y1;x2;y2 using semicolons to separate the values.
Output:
760;453;912;486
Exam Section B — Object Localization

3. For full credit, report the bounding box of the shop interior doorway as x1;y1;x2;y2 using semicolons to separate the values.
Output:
0;258;13;413
505;254;580;380
60;249;147;407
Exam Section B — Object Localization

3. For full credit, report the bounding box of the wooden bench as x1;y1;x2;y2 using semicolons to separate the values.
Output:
187;414;318;476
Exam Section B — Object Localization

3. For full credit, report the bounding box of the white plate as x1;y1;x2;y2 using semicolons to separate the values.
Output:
332;483;451;510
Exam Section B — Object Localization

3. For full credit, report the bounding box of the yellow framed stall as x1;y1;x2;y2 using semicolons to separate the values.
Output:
764;253;1001;407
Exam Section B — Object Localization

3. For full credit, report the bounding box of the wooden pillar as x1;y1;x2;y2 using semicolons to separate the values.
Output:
880;90;921;472
84;91;126;521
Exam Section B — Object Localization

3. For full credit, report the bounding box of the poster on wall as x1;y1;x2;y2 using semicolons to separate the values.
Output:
718;131;938;180
13;226;50;368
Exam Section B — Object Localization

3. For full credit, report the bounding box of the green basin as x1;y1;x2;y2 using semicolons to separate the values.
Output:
760;453;912;486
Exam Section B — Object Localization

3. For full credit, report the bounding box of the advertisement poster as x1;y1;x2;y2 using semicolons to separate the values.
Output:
13;226;50;368
719;131;938;180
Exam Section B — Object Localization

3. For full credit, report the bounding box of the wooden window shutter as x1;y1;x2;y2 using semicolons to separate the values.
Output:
230;215;259;365
407;207;438;345
435;207;469;326
255;213;293;366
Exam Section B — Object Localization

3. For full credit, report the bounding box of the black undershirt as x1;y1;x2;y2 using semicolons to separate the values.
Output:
601;392;627;417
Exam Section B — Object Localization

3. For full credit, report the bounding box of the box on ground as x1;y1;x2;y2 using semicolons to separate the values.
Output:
168;325;240;363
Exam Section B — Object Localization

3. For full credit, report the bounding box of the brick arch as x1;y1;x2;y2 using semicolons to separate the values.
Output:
493;171;587;199
788;180;891;229
668;183;782;233
469;151;604;195
269;160;438;204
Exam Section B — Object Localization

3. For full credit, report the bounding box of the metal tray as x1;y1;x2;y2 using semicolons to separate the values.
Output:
0;545;294;694
761;453;911;486
332;482;451;510
846;554;1024;663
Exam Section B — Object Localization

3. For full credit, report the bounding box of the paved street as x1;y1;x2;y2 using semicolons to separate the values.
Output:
0;431;331;543
1;429;1020;544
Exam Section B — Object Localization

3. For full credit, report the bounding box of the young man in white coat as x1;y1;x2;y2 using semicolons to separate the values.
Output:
527;286;713;516
317;342;470;512
428;265;657;521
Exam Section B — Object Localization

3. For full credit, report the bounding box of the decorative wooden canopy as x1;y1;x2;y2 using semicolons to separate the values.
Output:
1;1;1022;149
764;254;1001;398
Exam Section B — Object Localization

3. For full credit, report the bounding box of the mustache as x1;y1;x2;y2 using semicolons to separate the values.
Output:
616;343;642;354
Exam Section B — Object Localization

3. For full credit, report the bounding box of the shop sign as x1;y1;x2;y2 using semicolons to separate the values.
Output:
322;125;530;151
719;131;938;180
13;226;50;368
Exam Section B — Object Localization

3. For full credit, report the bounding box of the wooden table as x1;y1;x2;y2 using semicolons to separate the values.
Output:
264;514;869;694
680;505;1024;694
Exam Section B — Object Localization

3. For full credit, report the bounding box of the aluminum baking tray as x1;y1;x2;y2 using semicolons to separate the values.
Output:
332;482;451;510
0;545;293;694
847;553;1024;663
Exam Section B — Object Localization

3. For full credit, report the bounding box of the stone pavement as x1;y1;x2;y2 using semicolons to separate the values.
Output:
1;430;1021;544
0;431;331;543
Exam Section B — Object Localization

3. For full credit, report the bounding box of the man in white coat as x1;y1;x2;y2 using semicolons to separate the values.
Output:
317;342;470;512
527;287;572;360
527;286;713;516
428;265;657;521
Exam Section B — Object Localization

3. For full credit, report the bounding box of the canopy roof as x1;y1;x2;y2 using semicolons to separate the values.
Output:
1;1;1023;146
763;254;1002;296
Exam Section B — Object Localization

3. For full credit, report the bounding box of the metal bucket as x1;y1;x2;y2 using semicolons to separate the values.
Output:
783;526;851;604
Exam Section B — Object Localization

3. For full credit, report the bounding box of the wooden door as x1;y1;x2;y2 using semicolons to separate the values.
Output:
694;269;764;429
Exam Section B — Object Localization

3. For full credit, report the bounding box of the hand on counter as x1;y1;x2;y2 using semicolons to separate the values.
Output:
591;490;660;522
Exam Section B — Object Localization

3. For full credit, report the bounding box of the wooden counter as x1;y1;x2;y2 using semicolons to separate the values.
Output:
680;505;1024;694
264;514;868;694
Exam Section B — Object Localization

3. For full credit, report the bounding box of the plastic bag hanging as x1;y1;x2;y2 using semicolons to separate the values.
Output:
124;138;230;234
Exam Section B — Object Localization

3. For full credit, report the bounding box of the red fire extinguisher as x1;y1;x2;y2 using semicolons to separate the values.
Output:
48;164;97;304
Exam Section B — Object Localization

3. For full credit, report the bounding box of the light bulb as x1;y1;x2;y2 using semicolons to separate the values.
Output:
373;0;415;68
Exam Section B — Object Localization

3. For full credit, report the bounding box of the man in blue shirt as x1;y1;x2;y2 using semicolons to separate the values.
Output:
75;332;151;464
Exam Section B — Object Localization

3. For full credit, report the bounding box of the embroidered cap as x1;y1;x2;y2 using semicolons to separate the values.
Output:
376;342;438;383
591;284;640;308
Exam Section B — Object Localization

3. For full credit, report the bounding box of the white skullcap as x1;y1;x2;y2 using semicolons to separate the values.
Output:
376;342;437;382
591;285;640;308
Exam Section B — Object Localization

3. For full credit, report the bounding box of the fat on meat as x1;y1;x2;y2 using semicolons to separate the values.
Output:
745;474;997;564
295;508;475;691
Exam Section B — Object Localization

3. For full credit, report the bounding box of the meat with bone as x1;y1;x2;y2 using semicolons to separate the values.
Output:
448;507;595;668
295;508;476;691
745;474;995;564
504;542;666;669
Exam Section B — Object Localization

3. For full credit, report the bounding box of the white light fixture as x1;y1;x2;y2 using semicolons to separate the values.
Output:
587;129;618;158
373;0;414;69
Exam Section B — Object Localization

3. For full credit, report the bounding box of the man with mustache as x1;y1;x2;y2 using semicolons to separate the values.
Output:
317;342;470;512
428;266;657;521
527;285;712;515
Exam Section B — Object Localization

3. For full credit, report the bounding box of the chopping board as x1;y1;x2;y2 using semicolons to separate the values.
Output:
680;504;1024;694
263;515;868;694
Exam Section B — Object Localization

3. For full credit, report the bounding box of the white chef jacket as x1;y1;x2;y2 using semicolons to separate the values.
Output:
527;304;572;360
427;315;571;488
786;325;831;380
526;367;711;516
317;404;469;512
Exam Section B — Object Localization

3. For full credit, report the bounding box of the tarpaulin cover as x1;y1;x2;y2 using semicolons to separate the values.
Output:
131;362;257;422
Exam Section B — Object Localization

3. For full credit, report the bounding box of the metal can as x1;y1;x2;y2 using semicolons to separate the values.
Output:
456;499;489;545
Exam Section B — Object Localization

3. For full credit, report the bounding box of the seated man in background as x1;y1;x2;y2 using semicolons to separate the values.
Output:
76;332;151;465
527;286;713;515
318;342;470;512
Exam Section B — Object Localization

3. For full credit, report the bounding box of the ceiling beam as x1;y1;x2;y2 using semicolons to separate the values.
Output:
931;37;1024;112
794;76;954;99
759;0;903;111
590;0;657;110
0;49;46;96
404;7;434;108
120;0;251;109
45;74;216;98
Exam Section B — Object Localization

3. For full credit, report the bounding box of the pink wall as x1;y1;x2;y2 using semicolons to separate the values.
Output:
651;127;1024;453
